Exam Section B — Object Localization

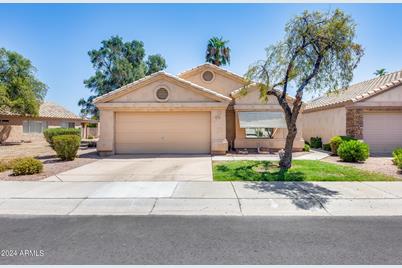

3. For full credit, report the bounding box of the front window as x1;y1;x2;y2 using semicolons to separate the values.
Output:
245;128;275;139
23;120;48;133
60;122;75;128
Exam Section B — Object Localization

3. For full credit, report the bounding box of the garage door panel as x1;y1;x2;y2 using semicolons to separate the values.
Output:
115;112;211;154
363;112;402;154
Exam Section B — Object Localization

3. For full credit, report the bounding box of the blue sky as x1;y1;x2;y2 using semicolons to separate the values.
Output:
1;3;402;114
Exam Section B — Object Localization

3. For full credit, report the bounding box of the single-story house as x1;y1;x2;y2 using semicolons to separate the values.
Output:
302;70;402;155
94;63;304;155
0;102;97;143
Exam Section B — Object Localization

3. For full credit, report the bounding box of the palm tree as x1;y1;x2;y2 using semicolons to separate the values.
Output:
374;68;387;77
205;37;231;66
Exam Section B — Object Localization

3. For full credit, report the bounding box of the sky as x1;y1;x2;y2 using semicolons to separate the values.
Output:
1;3;402;114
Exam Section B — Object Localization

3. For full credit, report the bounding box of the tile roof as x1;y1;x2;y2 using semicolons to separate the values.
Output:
306;70;402;111
93;71;232;103
0;102;82;120
177;63;247;82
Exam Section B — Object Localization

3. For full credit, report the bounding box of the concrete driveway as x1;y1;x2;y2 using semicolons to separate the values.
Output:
46;155;213;182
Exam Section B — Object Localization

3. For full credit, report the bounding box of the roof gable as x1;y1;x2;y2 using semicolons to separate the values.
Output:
306;70;402;111
177;63;246;84
93;71;231;104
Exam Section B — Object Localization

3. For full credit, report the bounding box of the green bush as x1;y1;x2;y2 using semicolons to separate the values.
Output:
53;135;81;161
338;140;369;162
393;148;402;168
12;157;43;176
303;144;310;152
43;128;80;148
87;135;94;140
310;137;322;149
330;135;357;155
322;143;331;151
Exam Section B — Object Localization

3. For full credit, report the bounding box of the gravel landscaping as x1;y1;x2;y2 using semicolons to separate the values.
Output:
0;137;101;181
322;156;402;180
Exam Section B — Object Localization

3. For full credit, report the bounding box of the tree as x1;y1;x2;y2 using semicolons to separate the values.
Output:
146;54;167;75
0;48;47;116
78;36;167;118
205;37;231;66
374;68;387;77
245;9;364;169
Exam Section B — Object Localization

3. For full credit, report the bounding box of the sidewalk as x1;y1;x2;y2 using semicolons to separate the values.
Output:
1;181;402;216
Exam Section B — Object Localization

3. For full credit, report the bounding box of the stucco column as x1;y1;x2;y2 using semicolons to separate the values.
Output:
97;109;115;155
210;109;228;155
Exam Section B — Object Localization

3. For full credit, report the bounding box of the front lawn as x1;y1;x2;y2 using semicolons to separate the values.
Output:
213;160;396;181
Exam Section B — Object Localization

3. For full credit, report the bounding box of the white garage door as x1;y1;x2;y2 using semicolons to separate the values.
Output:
115;112;211;154
363;112;402;155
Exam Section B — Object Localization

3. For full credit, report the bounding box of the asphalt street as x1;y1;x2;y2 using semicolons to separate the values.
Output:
0;215;401;264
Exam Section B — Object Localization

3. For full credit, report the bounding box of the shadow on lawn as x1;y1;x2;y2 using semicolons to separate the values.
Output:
217;161;340;210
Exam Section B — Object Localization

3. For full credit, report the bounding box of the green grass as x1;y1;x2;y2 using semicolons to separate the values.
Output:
213;160;396;181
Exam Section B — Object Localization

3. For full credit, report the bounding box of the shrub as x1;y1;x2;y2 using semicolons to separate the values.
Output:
0;162;7;173
43;128;80;148
330;135;357;155
53;135;81;161
310;137;322;149
338;140;369;162
393;148;402;167
303;144;310;152
0;158;19;172
322;143;331;151
12;157;43;176
87;135;94;140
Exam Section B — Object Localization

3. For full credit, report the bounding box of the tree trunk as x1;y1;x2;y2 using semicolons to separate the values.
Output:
279;121;297;170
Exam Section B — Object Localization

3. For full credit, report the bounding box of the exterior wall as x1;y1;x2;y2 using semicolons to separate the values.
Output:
233;86;304;151
0;116;83;143
302;107;347;144
211;109;228;154
87;127;99;138
0;117;22;143
97;110;115;155
364;84;402;102
111;79;213;103
179;70;244;97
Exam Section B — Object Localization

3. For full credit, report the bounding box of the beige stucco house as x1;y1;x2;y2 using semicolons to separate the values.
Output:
302;70;402;155
0;102;96;143
94;63;304;155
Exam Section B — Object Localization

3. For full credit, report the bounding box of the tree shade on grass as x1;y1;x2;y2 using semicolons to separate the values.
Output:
213;160;396;181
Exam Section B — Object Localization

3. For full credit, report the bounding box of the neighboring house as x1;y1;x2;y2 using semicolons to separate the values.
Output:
0;102;96;143
302;70;402;155
94;63;304;155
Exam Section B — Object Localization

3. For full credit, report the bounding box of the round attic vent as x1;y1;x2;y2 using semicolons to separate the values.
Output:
202;70;215;82
155;87;169;102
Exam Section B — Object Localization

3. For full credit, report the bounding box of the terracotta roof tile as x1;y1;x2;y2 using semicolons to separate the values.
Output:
0;102;82;120
306;70;402;111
